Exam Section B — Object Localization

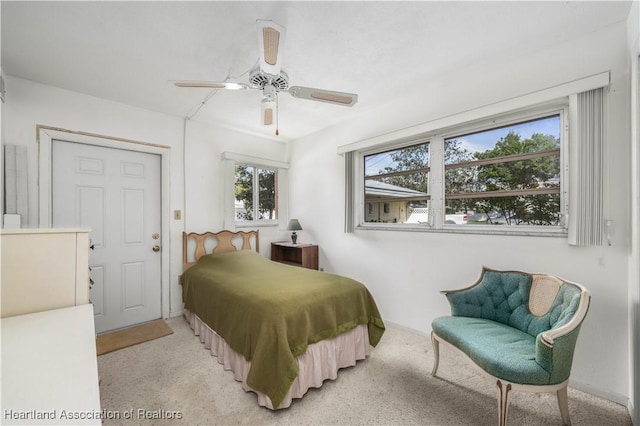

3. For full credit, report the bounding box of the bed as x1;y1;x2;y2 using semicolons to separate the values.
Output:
180;230;385;409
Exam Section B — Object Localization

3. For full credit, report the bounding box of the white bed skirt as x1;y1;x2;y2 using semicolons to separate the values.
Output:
183;309;371;409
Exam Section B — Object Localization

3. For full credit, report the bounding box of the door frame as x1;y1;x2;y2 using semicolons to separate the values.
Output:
37;125;171;321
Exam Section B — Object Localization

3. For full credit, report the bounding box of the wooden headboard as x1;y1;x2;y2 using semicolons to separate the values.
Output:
182;230;259;272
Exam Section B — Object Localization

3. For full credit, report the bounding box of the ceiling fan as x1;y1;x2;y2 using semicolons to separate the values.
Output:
175;20;358;134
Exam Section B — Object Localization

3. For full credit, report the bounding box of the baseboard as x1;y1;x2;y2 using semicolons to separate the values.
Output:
569;379;630;407
383;319;430;338
167;309;185;319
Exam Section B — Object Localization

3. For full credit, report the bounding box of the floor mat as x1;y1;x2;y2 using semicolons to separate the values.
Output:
96;319;173;356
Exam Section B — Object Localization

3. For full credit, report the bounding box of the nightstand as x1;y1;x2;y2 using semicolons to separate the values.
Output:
271;242;319;270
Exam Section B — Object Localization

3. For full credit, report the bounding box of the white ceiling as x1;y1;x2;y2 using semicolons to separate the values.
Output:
1;1;632;142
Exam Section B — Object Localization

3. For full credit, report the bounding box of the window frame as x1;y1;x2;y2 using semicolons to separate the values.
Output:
363;138;431;225
354;103;569;236
221;151;289;230
234;162;279;227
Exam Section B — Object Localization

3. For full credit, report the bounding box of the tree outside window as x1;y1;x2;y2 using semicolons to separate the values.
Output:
360;113;563;230
235;165;277;221
444;115;561;226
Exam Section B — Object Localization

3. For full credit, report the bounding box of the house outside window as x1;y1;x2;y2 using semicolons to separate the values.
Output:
235;164;278;222
357;106;567;235
364;142;430;224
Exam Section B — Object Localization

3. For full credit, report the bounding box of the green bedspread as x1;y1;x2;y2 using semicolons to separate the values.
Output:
180;250;385;409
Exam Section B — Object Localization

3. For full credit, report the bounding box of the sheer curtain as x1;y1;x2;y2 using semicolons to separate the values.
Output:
568;87;606;246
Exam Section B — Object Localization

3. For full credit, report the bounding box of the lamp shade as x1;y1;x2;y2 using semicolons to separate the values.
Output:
287;219;303;231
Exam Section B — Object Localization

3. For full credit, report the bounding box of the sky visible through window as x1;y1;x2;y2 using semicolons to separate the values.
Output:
365;143;429;176
453;115;560;154
365;116;560;175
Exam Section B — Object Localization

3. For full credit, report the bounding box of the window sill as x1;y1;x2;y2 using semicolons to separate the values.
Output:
235;221;279;228
356;223;568;238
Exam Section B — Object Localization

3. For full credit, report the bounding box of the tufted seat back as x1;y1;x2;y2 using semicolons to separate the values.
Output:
445;268;583;338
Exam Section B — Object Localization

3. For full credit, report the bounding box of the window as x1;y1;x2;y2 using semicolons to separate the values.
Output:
343;73;608;239
443;114;562;227
364;142;430;224
235;164;278;222
356;107;567;234
222;151;288;229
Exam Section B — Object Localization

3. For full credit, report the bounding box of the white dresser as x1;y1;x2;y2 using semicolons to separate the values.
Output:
0;228;90;318
1;304;102;425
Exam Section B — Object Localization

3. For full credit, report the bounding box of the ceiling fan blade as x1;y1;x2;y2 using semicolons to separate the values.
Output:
288;86;358;107
257;20;286;76
174;81;250;90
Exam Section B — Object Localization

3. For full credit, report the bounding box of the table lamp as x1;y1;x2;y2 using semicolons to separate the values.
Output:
287;219;302;244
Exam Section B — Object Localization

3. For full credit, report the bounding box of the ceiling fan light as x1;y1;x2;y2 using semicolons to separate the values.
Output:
263;108;274;125
261;98;276;126
221;82;248;90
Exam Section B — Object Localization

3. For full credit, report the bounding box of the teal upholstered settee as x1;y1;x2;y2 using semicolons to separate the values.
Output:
431;267;590;426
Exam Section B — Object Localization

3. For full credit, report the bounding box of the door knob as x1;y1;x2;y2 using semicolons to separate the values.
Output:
152;245;160;252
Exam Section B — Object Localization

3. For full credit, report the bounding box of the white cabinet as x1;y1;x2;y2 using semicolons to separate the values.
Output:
1;304;101;425
0;228;90;318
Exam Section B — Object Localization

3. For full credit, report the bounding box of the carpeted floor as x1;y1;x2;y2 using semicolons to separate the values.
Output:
97;316;632;425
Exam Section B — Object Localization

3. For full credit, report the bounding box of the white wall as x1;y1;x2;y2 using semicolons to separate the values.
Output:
3;77;183;224
182;117;290;254
627;1;640;423
290;21;632;404
1;69;4;221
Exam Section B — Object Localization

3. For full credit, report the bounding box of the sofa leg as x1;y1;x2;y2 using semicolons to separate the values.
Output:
556;386;571;425
430;331;440;377
496;379;512;426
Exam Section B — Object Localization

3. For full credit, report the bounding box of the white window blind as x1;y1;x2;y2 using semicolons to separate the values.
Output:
568;87;606;246
344;150;355;233
3;145;28;222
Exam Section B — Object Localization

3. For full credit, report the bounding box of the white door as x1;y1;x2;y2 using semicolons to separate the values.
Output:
52;140;162;333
